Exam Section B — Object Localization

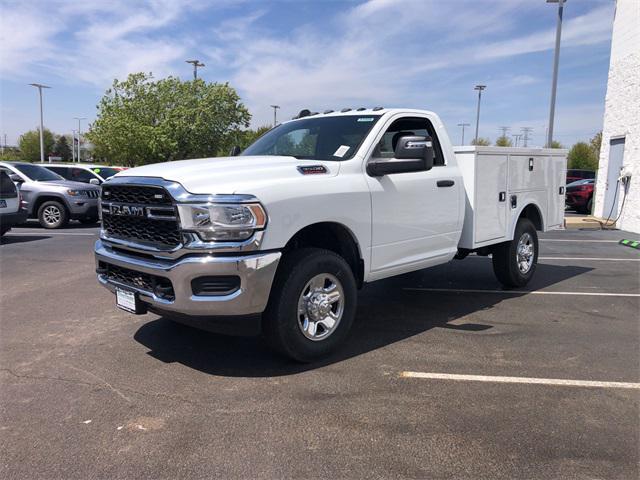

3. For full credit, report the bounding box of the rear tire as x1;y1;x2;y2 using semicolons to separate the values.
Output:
492;218;538;288
37;201;69;229
263;248;357;363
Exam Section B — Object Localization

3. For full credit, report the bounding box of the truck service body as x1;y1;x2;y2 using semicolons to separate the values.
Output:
95;108;567;361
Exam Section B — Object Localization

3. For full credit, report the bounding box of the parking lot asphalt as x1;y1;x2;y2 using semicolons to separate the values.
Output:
1;223;639;479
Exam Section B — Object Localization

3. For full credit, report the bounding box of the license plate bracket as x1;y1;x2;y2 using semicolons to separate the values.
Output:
116;287;146;314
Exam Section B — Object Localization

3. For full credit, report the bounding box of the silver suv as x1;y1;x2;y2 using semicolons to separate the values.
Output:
0;162;101;229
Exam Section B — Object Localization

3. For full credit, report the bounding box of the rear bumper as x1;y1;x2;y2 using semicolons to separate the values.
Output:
95;240;281;318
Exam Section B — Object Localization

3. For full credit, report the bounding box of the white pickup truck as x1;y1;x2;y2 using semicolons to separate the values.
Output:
95;108;567;361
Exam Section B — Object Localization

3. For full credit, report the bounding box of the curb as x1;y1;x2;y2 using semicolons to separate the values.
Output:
619;239;640;250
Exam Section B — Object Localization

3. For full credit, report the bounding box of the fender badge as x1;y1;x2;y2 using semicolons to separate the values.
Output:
297;165;327;175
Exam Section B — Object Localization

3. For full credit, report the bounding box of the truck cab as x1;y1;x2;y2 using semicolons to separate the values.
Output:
95;108;566;361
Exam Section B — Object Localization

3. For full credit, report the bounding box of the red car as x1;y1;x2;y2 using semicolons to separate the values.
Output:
566;169;595;184
565;179;594;214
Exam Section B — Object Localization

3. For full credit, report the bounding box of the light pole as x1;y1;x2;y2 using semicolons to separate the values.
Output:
74;117;86;162
270;105;281;127
71;130;77;162
546;0;566;147
29;83;51;163
457;123;470;145
186;59;205;80
473;85;486;144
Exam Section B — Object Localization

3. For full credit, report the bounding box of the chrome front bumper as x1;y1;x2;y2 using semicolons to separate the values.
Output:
95;239;281;316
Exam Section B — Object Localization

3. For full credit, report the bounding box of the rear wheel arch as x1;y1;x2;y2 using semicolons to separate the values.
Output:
517;203;544;232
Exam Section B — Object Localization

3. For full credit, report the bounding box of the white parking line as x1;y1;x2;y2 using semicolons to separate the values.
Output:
403;287;640;297
400;371;640;389
6;232;96;236
540;256;639;261
468;256;639;262
540;239;620;243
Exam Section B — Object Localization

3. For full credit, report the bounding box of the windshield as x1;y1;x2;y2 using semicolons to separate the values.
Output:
242;115;381;160
14;163;64;182
90;167;119;179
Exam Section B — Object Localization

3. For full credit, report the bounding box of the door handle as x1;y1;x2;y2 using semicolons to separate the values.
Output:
437;180;455;187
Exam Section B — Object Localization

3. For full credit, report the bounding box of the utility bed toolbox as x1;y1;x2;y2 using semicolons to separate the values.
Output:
454;146;567;250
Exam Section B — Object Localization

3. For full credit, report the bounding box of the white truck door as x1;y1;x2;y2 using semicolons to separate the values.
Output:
365;116;461;276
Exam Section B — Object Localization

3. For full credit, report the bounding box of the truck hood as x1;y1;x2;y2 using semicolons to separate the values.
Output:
112;156;339;195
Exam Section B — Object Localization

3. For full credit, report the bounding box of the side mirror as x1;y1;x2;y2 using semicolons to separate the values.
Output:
89;178;100;185
229;145;241;157
9;174;23;183
367;135;435;177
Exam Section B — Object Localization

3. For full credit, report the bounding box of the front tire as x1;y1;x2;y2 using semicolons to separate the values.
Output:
37;201;69;229
492;218;538;288
263;248;357;362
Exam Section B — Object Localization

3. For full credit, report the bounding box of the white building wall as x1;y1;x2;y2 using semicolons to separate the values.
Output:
593;0;640;233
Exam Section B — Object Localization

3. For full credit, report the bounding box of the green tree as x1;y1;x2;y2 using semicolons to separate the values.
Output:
18;128;55;162
471;137;491;146
549;140;563;148
52;135;72;161
86;73;251;166
234;125;273;151
590;131;602;156
567;142;598;170
495;135;513;147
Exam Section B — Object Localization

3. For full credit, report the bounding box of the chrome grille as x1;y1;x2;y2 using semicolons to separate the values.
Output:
83;190;100;198
101;184;181;249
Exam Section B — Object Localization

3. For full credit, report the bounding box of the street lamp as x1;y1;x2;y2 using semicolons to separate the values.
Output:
29;83;51;163
71;130;77;162
546;0;566;147
186;59;205;80
270;105;281;127
457;123;470;145
473;85;486;144
74;117;86;162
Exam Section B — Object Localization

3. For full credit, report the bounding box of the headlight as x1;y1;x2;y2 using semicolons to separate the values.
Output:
67;189;81;196
177;203;267;241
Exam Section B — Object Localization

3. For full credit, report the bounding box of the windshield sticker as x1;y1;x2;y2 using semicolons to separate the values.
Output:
333;145;350;158
357;117;374;122
93;168;101;173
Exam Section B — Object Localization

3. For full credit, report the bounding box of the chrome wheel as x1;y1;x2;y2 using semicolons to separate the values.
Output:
43;206;61;226
297;273;344;341
516;232;535;273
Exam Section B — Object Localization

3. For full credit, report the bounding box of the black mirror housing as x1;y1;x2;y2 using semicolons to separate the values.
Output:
395;135;434;169
9;174;23;183
367;135;435;177
229;145;241;157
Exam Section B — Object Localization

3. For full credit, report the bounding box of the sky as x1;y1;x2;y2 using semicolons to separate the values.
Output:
0;0;615;149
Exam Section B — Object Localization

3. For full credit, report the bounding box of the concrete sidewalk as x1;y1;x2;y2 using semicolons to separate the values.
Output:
564;214;616;230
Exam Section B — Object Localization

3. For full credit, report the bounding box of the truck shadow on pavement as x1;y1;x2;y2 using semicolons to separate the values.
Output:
134;260;591;377
1;234;51;245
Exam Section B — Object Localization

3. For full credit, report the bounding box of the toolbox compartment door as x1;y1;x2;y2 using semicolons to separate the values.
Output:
475;154;509;244
509;155;547;191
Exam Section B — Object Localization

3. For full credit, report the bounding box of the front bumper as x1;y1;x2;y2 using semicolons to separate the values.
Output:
69;198;99;219
95;239;281;317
